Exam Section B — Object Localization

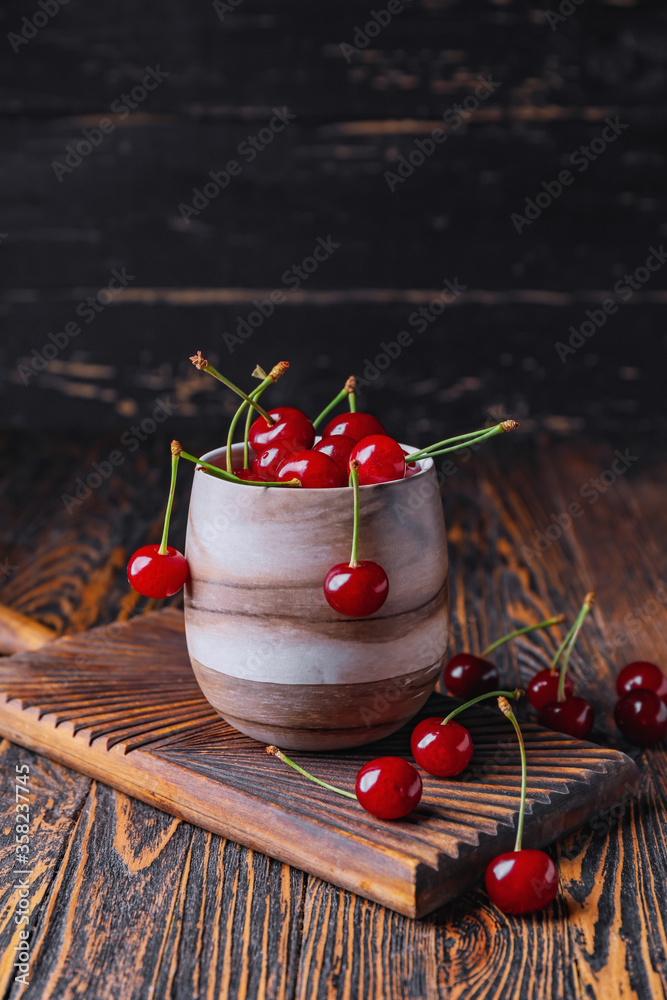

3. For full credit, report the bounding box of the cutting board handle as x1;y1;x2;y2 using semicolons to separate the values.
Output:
0;603;56;655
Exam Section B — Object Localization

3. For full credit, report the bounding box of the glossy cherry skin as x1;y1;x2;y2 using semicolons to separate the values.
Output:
313;435;357;475
355;756;422;819
410;718;473;777
324;561;389;617
616;661;667;704
277;450;345;489
485;850;559;914
253;441;300;481
443;653;499;700
127;545;189;599
249;407;315;453
527;668;575;710
615;689;667;745
538;696;594;739
323;411;386;444
350;435;406;486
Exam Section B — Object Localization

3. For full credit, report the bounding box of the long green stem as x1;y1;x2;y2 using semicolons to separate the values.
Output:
179;449;301;488
267;746;357;799
227;377;273;474
313;376;357;429
498;697;527;852
189;352;274;423
441;688;523;727
409;421;518;464
481;615;566;657
243;382;272;469
550;620;578;674
557;591;595;701
158;446;180;555
349;463;361;567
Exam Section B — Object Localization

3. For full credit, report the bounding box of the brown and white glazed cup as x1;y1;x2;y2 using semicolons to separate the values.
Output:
184;443;449;750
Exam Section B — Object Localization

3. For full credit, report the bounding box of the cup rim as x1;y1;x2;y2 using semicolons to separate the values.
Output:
197;441;434;493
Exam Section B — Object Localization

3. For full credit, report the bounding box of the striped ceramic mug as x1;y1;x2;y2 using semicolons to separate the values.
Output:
184;443;449;750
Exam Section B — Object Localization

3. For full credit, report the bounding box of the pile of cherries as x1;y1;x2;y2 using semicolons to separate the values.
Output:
127;355;517;622
614;662;667;745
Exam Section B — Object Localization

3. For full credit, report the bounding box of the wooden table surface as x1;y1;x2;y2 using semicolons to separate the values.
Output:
0;430;665;1000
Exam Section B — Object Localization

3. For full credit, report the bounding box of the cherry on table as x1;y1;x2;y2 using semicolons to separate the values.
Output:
538;696;594;739
127;544;189;599
324;561;389;617
277;450;345;489
527;668;575;710
443;653;499;700
485;850;559;915
249;407;315;453
350;435;406;485
615;689;667;745
411;718;473;777
313;435;357;475
355;757;422;819
616;661;667;704
323;411;386;443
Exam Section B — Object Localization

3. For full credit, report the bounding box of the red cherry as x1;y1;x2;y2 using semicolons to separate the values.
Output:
485;850;559;914
234;467;265;482
538;696;594;739
253;441;301;481
323;411;386;444
313;435;357;475
355;756;422;819
527;668;575;710
350;435;406;485
616;661;667;704
277;450;345;489
324;561;389;617
443;653;499;700
249;407;315;453
615;689;667;745
410;718;473;777
127;545;189;599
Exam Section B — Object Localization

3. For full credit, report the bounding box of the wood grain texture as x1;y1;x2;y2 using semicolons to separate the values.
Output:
0;607;637;919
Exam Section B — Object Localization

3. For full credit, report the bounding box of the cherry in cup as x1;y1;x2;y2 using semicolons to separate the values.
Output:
277;450;345;490
322;412;387;443
266;747;422;820
313;435;357;475
484;697;559;915
323;460;389;616
350;435;406;486
444;615;565;701
249;406;315;453
127;441;190;599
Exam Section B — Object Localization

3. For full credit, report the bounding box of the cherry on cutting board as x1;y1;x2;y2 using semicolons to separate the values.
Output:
538;697;594;739
355;757;423;819
615;689;667;745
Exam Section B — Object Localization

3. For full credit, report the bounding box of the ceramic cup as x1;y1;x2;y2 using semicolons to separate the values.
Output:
184;443;448;750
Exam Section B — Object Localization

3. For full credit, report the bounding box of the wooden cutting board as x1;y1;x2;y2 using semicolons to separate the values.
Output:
0;608;638;918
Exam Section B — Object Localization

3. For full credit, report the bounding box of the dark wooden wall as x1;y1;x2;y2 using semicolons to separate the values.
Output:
0;0;665;444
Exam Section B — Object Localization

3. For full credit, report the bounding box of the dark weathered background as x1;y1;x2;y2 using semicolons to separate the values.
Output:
0;0;664;448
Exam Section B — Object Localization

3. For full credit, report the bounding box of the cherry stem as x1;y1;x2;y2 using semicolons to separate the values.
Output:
349;462;361;567
313;376;357;429
227;376;274;474
190;354;274;424
481;614;566;657
556;591;595;701
158;444;181;556
549;620;578;675
408;420;518;463
266;746;357;799
498;697;527;852
179;449;301;488
441;688;523;727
